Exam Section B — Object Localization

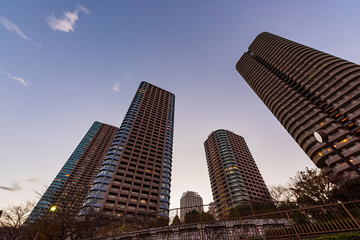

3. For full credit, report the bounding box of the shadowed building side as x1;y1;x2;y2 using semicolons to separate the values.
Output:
236;32;360;179
81;81;175;219
26;121;118;223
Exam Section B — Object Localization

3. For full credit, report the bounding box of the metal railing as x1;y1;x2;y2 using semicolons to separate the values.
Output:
94;200;360;239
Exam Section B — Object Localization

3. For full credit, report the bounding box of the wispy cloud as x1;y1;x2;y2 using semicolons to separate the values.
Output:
0;16;28;40
46;5;90;33
1;16;42;47
78;6;90;15
0;178;42;192
113;82;120;92
0;70;28;86
0;182;21;192
27;178;42;183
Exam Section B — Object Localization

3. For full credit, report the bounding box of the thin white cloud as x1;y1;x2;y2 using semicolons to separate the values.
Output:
113;82;120;92
78;5;90;15
0;16;28;40
0;70;28;86
46;5;90;33
0;16;41;48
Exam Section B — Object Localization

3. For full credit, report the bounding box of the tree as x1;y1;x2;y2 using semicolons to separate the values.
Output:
333;177;360;201
22;185;114;240
148;217;169;228
228;203;252;218
269;184;294;202
200;212;214;222
290;167;338;205
184;210;214;224
184;210;200;224
171;215;180;225
0;201;34;240
23;207;114;240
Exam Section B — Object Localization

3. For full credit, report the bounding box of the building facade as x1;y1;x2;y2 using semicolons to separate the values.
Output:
208;202;216;219
27;121;118;222
236;32;360;179
180;191;203;222
81;81;175;219
204;129;272;216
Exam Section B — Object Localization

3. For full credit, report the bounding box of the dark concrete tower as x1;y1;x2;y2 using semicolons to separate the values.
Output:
81;82;175;218
204;129;272;216
27;121;118;222
236;32;360;179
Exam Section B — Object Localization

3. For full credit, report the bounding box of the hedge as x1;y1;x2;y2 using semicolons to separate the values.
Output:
308;232;360;240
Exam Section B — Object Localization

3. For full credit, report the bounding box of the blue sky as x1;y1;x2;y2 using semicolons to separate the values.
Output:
1;1;360;209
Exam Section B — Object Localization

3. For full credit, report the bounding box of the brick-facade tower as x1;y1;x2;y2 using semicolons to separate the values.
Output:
236;32;360;179
81;81;175;218
204;129;272;216
27;121;118;222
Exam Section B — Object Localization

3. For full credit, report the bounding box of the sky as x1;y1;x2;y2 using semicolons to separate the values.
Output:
1;1;360;210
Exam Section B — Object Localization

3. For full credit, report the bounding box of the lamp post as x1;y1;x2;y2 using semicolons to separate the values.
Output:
314;130;360;177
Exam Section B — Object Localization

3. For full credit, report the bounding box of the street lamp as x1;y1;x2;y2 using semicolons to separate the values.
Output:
314;130;360;177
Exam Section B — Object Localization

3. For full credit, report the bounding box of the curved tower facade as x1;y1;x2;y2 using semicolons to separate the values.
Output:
236;32;360;179
204;129;271;216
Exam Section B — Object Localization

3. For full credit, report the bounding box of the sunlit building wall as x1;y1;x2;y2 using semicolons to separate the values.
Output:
236;32;360;179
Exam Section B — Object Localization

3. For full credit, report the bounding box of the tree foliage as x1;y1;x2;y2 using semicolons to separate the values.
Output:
228;203;251;218
333;177;360;201
269;184;294;202
184;210;214;224
0;201;34;240
228;202;277;219
270;167;360;206
290;167;338;205
200;211;214;222
171;215;180;225
184;210;200;224
147;217;169;228
22;185;114;240
23;207;114;240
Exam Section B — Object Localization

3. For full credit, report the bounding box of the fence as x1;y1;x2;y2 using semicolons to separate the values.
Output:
94;200;360;239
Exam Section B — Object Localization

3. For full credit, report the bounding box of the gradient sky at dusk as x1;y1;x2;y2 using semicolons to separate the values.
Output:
1;1;360;210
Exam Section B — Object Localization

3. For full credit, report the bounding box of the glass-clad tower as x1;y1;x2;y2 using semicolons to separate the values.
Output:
27;121;118;222
204;129;272;216
236;32;360;179
81;81;175;218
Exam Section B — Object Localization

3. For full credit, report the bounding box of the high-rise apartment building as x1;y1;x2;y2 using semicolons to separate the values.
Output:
180;191;203;222
204;129;272;216
27;121;118;222
236;32;360;179
81;81;175;219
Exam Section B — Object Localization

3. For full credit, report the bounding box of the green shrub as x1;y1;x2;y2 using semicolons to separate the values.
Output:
308;232;360;240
